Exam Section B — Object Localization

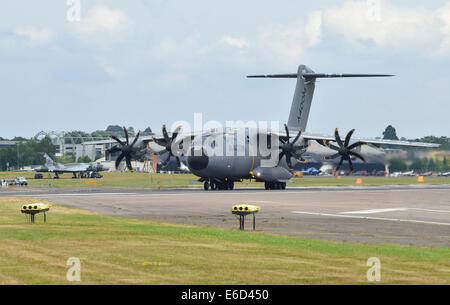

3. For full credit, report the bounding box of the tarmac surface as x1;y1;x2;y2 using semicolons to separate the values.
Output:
2;185;449;247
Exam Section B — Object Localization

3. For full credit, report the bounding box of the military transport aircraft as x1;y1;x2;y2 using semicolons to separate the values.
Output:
32;153;109;178
104;64;439;190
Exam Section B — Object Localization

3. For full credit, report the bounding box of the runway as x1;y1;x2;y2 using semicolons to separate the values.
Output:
2;186;450;247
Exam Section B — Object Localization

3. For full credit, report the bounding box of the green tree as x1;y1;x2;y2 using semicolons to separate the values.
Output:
382;125;399;140
0;136;56;170
56;155;75;164
106;125;124;133
95;152;104;161
142;127;153;135
409;158;427;172
77;156;92;163
389;158;408;172
428;158;436;171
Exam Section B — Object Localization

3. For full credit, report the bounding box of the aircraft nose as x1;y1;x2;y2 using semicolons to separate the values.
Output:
187;148;209;170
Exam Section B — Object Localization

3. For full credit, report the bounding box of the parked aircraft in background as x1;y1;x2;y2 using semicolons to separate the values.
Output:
32;153;109;178
421;171;433;177
401;170;415;176
301;167;321;175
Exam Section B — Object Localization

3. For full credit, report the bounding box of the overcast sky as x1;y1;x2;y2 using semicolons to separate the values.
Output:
0;0;449;139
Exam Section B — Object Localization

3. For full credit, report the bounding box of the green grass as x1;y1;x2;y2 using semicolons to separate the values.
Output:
1;171;449;189
0;197;448;284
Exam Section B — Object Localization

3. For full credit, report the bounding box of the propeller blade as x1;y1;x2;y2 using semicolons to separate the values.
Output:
158;151;170;167
130;131;141;147
284;124;290;142
172;125;182;141
348;141;366;150
123;126;129;145
326;143;341;151
110;136;124;146
176;157;181;169
322;153;341;160
161;155;171;168
348;159;354;173
344;129;355;147
115;152;125;169
349;151;366;163
292;128;303;144
106;145;122;156
125;156;133;171
285;152;293;169
162;125;170;142
335;128;343;147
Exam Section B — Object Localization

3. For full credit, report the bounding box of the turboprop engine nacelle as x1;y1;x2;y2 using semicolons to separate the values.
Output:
250;166;293;182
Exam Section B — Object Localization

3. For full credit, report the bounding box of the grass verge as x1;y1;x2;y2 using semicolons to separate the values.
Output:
0;197;449;284
1;171;449;189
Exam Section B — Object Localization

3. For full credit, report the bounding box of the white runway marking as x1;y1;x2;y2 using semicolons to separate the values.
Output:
410;208;450;213
16;192;143;197
340;208;408;214
291;211;450;226
341;208;450;215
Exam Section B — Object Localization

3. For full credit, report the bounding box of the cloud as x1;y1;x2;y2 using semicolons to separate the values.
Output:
14;26;54;44
322;0;448;56
437;2;450;55
305;11;323;46
221;36;249;48
76;6;129;34
259;11;323;66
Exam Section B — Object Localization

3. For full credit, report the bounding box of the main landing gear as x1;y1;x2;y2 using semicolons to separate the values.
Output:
204;179;234;191
264;181;286;190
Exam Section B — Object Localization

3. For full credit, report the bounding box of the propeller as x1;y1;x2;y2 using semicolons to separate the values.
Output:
153;125;183;168
322;128;367;174
106;126;141;171
278;124;310;170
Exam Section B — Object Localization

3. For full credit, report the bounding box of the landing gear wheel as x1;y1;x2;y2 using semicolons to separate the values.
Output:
211;181;218;190
228;181;234;190
204;181;209;190
265;182;270;190
281;182;286;190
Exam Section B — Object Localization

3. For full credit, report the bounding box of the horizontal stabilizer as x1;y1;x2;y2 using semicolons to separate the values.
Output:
248;64;394;132
247;73;394;79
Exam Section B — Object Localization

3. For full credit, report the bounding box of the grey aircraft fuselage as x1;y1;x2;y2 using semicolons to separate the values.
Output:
185;131;294;182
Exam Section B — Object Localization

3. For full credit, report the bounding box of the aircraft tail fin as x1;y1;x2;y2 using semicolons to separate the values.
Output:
248;65;393;131
42;153;54;166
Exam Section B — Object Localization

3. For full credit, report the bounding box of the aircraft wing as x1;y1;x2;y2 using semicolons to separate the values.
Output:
59;164;90;172
301;133;440;148
266;130;440;148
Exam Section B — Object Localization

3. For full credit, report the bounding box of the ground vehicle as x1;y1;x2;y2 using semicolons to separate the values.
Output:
90;172;103;178
2;179;19;186
16;177;28;186
34;174;43;179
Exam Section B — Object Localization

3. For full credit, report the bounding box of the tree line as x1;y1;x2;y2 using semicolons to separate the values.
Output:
0;125;153;170
389;157;449;173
